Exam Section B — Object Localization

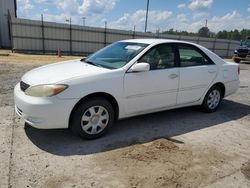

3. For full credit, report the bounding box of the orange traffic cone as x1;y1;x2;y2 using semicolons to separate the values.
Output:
57;48;62;57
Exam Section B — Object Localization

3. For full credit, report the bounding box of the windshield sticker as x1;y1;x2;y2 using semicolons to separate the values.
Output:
125;45;142;51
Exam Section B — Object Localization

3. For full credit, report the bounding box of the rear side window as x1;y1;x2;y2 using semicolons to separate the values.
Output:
178;45;214;67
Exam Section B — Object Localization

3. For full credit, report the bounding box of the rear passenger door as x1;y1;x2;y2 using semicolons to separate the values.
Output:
177;44;217;104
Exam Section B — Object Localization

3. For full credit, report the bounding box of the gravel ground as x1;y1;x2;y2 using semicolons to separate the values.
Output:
0;53;250;188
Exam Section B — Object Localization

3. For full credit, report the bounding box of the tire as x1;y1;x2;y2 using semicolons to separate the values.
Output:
233;58;241;63
70;97;114;139
201;86;222;113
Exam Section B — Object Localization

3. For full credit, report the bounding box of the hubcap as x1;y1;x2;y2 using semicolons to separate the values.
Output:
207;89;220;110
81;106;109;135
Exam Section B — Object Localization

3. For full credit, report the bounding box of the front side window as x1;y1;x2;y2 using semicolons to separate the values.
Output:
86;42;148;69
138;44;175;70
178;45;213;67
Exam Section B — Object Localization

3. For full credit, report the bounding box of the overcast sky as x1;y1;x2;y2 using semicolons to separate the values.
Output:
17;0;250;33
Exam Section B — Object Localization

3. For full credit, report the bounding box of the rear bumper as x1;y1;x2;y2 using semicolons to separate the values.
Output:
224;80;240;97
14;83;78;129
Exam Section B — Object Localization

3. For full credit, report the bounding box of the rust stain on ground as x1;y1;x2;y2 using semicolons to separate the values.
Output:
94;138;234;188
43;175;74;188
241;160;250;180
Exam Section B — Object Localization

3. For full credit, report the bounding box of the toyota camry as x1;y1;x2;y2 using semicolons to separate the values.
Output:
14;39;240;139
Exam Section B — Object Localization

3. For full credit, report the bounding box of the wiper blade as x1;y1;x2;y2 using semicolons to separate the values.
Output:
84;60;96;66
83;60;104;68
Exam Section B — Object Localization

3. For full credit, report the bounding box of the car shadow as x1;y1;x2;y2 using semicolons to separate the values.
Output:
24;99;250;156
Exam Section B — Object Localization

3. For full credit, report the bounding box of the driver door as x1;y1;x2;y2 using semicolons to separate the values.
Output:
123;43;179;115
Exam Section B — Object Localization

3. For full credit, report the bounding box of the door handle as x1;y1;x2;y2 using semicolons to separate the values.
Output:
169;74;178;79
208;70;216;74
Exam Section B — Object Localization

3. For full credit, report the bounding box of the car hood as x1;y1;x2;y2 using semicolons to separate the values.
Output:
22;59;110;85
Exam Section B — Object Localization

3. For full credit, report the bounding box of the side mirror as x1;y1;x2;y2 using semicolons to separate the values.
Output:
130;63;150;72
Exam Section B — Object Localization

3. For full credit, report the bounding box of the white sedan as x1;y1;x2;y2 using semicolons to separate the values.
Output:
14;39;240;139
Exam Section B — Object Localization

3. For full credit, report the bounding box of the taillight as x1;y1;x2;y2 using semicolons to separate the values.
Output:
238;65;240;75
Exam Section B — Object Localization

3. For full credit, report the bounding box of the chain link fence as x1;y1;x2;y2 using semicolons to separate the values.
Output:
10;16;240;57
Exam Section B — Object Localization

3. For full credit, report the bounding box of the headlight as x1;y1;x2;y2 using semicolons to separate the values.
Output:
234;50;238;53
25;84;68;97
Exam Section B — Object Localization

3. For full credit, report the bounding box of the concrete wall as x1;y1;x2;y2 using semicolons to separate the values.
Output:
11;17;240;57
0;0;16;48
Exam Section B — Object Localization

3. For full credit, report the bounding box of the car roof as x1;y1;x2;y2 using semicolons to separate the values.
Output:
120;38;195;45
120;38;226;66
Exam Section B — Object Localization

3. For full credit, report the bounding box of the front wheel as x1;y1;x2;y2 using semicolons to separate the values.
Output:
233;58;241;63
201;86;222;113
70;98;114;139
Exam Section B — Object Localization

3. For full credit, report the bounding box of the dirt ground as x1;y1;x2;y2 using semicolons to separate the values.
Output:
0;51;250;188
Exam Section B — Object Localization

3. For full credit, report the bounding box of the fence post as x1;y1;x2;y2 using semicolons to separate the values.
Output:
41;14;45;54
212;37;216;53
155;29;160;38
133;25;135;39
196;37;200;44
7;10;14;52
227;40;232;58
104;21;107;47
69;17;72;55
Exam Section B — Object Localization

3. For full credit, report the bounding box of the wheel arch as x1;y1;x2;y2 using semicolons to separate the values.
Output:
208;82;225;98
69;92;119;128
213;82;225;98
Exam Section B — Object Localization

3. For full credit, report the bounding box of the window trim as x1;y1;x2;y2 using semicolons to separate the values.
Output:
176;43;215;67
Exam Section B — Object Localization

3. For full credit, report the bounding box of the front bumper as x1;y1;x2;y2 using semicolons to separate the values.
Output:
14;83;79;129
233;54;250;61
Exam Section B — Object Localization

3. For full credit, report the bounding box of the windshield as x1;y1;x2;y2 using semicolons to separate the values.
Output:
85;42;148;69
242;39;250;47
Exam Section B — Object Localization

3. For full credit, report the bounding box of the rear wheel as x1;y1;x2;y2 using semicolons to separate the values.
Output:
70;98;114;139
201;86;222;113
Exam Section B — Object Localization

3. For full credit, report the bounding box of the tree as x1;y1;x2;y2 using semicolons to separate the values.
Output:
240;29;250;40
168;28;175;35
216;30;228;39
231;29;241;40
160;28;250;41
198;27;210;37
